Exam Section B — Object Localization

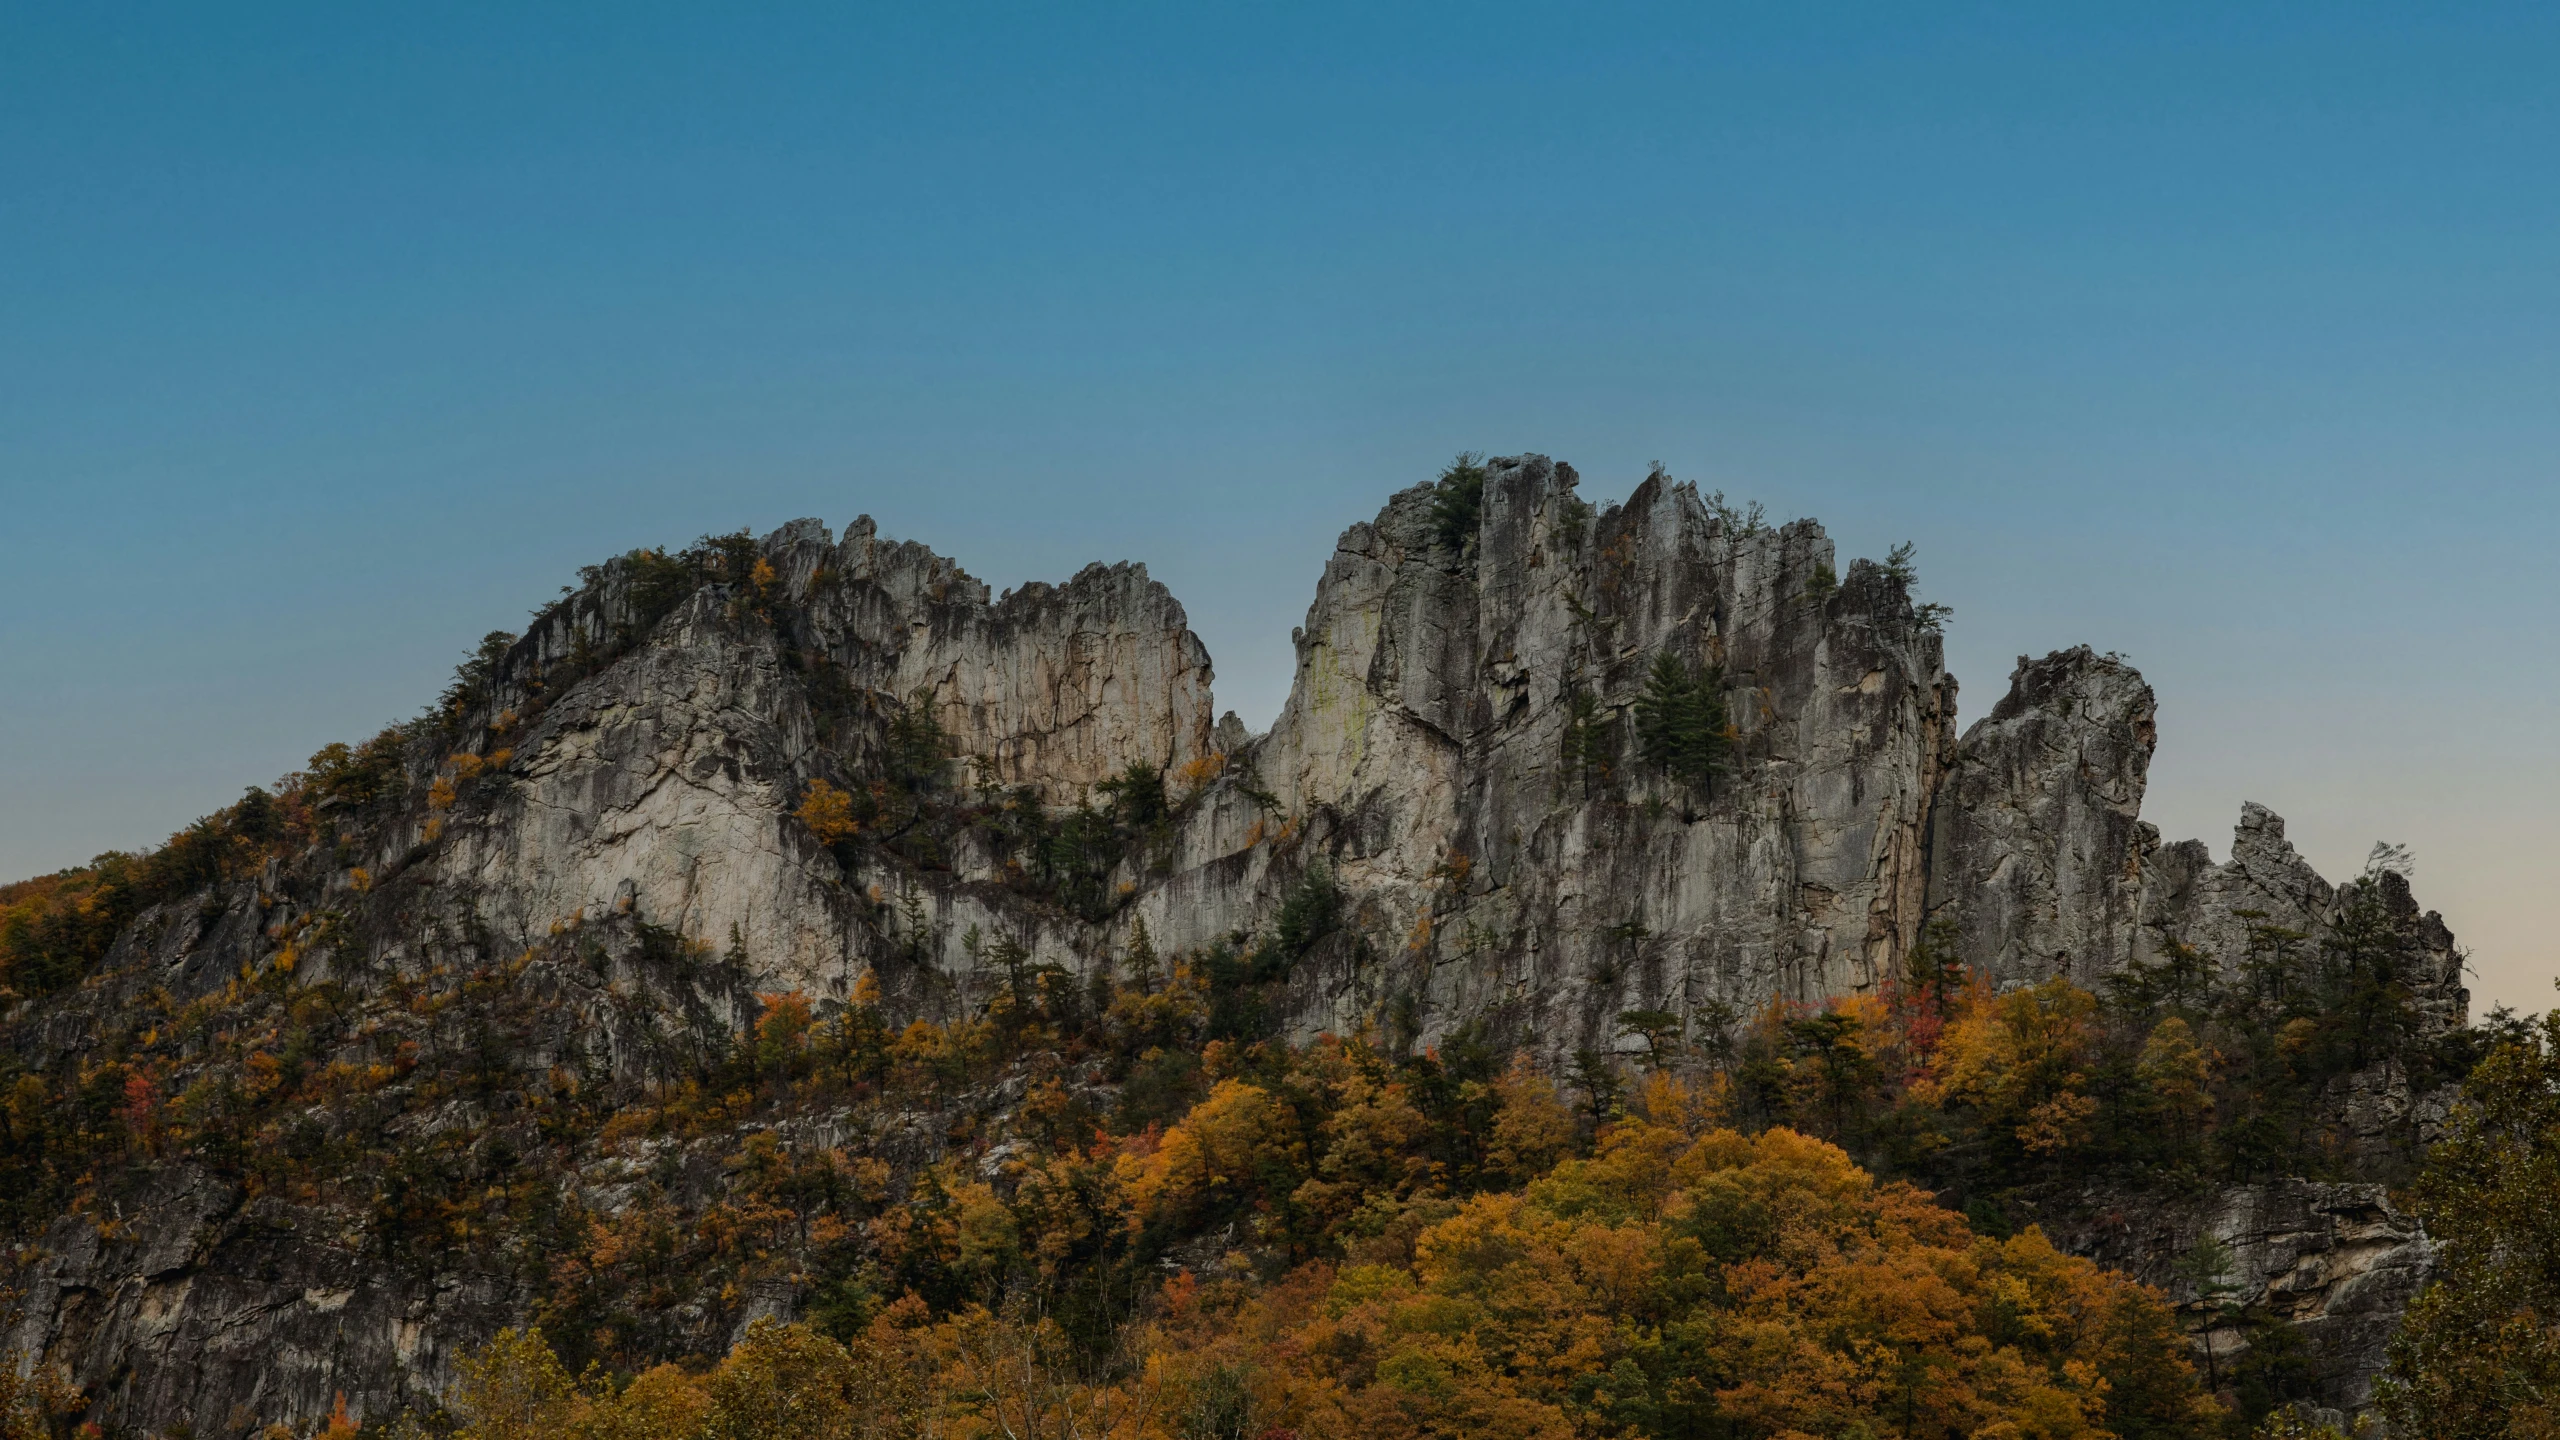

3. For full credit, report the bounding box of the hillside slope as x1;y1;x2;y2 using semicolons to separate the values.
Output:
0;457;2470;1435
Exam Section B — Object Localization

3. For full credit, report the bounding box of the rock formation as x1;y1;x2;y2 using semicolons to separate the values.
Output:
2048;1179;2436;1421
1158;458;1958;1052
1925;647;2157;991
0;455;2468;1434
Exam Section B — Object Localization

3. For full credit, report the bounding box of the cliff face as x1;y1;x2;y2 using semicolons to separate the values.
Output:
0;457;2468;1434
1926;647;2157;991
420;516;1216;1001
2045;1180;2436;1421
1187;457;1956;1052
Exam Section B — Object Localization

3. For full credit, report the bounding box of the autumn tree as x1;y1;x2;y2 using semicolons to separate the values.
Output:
701;1319;921;1440
575;1366;716;1440
1485;1053;1576;1182
0;1355;83;1440
1186;1122;2213;1439
450;1327;577;1440
797;779;861;846
1921;976;2101;1173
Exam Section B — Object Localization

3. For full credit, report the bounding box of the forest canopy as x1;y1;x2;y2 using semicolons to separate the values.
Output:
427;1115;2212;1440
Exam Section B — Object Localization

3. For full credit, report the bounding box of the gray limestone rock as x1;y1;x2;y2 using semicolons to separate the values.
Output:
0;459;2475;1435
1228;457;1957;1054
1927;647;2155;991
2136;804;2466;1042
2046;1179;2435;1417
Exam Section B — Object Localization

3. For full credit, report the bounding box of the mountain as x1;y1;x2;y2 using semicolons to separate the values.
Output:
0;456;2471;1436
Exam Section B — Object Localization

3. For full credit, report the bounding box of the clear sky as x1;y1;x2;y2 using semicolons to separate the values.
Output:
4;4;2553;1013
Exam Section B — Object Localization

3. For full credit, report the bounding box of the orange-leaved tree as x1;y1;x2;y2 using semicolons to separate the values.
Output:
1130;1120;2215;1440
796;779;862;846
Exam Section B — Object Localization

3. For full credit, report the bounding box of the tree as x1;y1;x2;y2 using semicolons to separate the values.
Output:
451;1327;577;1440
2170;1230;2244;1391
1571;1046;1625;1127
1880;542;1952;630
703;1319;919;1440
886;690;950;793
1632;651;1728;794
1783;1004;1882;1140
1922;977;2100;1169
233;785;283;844
1485;1053;1575;1181
2135;1016;2213;1152
578;1365;715;1440
1429;453;1489;552
2319;872;2421;1071
987;933;1038;1022
1266;862;1340;972
1095;761;1169;829
1210;1122;2210;1440
1558;687;1612;786
1615;1009;1684;1070
1117;1079;1305;1237
0;1355;83;1440
2377;1007;2560;1439
442;629;520;720
797;779;862;846
1122;916;1160;995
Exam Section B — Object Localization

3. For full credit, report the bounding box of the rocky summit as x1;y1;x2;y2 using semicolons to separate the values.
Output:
0;455;2470;1436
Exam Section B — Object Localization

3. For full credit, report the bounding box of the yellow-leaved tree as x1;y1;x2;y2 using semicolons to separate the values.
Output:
796;779;861;846
1922;975;2102;1157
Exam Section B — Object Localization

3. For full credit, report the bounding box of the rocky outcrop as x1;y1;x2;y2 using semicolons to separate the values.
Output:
1204;458;1956;1056
333;466;2464;1066
0;455;2474;1435
808;518;1217;803
1926;647;2156;990
2046;1180;2435;1420
8;1160;479;1436
2136;805;2466;1039
366;517;1218;1003
1923;649;2464;1057
432;584;854;993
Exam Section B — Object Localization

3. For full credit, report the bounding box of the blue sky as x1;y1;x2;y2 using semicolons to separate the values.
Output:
4;3;2554;1011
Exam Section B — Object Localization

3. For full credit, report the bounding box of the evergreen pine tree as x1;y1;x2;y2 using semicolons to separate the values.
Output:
1633;650;1729;792
1124;915;1159;994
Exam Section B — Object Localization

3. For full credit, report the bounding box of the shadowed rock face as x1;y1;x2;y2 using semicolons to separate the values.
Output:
2136;807;2465;1037
2044;1180;2435;1420
0;456;2466;1434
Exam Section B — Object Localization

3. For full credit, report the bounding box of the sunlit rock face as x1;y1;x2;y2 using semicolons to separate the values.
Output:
2;456;2466;1435
416;514;1221;1001
1925;646;2157;991
804;517;1219;805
